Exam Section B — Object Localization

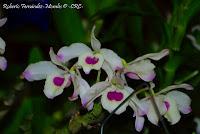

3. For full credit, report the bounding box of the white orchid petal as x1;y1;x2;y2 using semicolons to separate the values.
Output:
158;83;193;94
166;91;192;114
85;81;110;108
82;66;92;74
127;60;156;81
146;105;159;125
43;73;70;99
138;70;156;82
129;100;145;132
68;89;79;101
131;96;148;115
0;56;7;71
101;48;123;71
124;85;134;93
101;86;130;115
91;25;101;51
0;17;7;27
75;76;91;107
146;95;167;125
102;62;114;81
87;103;94;111
126;72;140;80
164;95;181;125
76;76;95;111
78;52;104;74
57;43;92;62
135;116;145;132
0;37;6;54
23;61;63;81
132;49;169;63
68;74;79;101
128;59;155;73
49;47;65;68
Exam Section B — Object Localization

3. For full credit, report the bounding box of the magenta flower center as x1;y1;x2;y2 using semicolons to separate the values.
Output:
164;101;170;111
53;77;65;86
107;91;124;101
85;56;99;65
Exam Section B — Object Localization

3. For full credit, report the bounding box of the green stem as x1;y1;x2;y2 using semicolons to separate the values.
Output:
96;70;101;83
163;53;181;87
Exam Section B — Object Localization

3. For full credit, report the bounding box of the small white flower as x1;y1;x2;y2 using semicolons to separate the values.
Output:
125;49;169;81
22;48;89;100
164;90;192;124
129;83;193;132
153;84;192;124
84;77;133;114
101;85;133;114
23;61;71;99
56;26;123;74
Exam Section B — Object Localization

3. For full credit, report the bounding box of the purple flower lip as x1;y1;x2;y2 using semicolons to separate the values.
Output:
107;91;124;101
85;56;99;65
164;101;170;111
53;76;65;86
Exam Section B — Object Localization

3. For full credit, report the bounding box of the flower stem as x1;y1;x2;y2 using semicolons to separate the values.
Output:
96;70;101;83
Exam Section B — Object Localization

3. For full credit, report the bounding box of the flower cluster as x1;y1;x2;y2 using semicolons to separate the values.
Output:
22;26;193;132
0;17;7;71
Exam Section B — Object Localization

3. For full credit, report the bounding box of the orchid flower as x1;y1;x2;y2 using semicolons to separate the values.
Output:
163;90;192;124
126;82;193;132
124;49;169;81
22;47;89;100
0;17;7;71
54;26;123;74
84;76;134;114
22;60;71;99
132;83;193;132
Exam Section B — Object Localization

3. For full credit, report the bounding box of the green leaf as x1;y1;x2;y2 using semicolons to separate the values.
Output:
82;0;98;17
91;6;158;21
52;0;86;44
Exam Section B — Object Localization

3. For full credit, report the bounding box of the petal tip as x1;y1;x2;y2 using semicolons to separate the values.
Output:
0;17;7;27
0;59;7;71
182;84;193;90
22;71;32;81
182;106;192;114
